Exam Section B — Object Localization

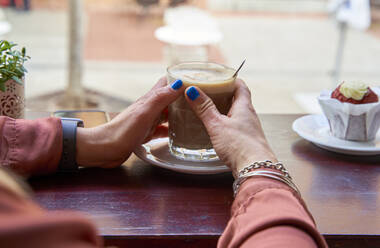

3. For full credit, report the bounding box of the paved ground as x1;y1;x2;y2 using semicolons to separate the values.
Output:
1;3;380;113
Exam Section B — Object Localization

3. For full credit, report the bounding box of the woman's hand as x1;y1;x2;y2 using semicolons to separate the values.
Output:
76;77;184;168
184;79;277;177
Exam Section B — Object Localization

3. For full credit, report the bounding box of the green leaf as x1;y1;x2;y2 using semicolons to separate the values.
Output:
11;76;23;85
15;67;24;75
0;82;5;92
0;40;29;84
2;40;9;48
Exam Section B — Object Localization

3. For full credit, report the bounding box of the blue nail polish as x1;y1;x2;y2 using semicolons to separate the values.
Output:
171;79;183;90
187;86;199;101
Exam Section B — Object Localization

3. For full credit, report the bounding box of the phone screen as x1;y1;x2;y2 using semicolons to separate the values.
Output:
53;110;109;128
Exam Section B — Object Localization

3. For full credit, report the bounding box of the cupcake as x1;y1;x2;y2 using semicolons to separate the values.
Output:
318;81;380;141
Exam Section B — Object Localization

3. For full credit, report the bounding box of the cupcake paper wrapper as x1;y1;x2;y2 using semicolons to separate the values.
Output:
318;88;380;141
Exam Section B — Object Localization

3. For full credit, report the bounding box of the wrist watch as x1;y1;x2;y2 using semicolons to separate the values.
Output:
58;118;84;172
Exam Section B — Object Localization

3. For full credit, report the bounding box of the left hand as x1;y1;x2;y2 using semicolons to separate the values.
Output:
75;77;184;168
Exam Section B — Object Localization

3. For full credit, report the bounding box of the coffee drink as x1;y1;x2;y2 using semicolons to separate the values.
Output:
167;62;236;161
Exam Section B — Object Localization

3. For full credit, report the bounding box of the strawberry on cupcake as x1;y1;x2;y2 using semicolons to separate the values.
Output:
331;81;378;104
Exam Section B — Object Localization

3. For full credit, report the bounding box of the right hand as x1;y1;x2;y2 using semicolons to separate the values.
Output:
184;79;277;177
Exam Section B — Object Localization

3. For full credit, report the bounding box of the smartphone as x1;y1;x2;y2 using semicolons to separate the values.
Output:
52;110;110;128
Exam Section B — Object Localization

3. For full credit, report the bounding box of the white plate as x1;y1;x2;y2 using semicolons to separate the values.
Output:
292;114;380;156
134;137;230;175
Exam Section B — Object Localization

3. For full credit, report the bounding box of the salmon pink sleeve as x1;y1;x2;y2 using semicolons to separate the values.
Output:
0;180;101;248
0;116;62;176
0;116;101;247
218;177;328;248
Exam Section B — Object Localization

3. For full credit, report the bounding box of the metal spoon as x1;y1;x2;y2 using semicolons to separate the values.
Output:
232;59;246;78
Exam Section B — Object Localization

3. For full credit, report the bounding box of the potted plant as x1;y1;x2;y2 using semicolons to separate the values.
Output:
0;40;30;119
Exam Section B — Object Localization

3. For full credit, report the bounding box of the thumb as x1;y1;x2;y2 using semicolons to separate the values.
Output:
184;86;221;129
146;79;185;114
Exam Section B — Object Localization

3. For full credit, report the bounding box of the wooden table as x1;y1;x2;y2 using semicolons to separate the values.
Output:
27;113;380;248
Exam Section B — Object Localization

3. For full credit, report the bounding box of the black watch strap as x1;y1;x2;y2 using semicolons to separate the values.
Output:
58;118;84;172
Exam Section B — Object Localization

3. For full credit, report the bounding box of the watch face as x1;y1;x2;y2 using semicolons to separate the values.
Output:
53;110;109;128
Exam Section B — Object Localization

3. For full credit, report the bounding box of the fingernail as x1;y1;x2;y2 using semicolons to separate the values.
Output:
186;86;199;101
171;79;183;90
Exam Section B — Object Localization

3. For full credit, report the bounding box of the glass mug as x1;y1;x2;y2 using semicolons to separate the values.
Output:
167;62;236;161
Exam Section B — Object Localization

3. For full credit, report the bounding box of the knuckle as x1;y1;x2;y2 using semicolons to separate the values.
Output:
196;98;215;118
150;88;169;104
158;76;167;84
128;98;153;120
195;99;222;130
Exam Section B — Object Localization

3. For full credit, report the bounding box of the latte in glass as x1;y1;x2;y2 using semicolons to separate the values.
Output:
167;62;236;161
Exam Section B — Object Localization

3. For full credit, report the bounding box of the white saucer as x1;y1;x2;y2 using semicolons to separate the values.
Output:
134;137;230;175
292;114;380;156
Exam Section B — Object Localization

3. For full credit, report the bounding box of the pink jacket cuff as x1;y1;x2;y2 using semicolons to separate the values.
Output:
0;116;62;176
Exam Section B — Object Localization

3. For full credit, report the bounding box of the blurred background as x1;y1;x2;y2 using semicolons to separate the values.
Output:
0;0;379;113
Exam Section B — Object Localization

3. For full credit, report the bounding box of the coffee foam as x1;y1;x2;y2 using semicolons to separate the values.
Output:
169;67;235;94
